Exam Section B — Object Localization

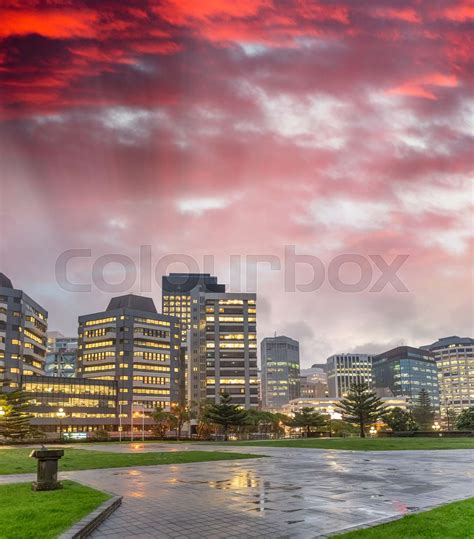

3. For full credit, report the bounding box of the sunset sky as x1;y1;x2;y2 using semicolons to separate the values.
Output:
0;0;472;366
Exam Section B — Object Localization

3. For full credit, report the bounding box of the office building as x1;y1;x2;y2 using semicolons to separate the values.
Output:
22;375;117;434
373;346;440;408
283;396;409;416
188;290;258;409
77;294;181;431
45;331;78;377
261;335;300;409
422;336;474;417
162;273;225;343
326;354;373;398
0;273;47;389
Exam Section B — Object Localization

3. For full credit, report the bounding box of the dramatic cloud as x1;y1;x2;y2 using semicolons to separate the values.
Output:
0;0;472;365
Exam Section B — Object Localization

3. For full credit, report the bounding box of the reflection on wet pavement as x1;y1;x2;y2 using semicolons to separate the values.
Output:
8;443;472;538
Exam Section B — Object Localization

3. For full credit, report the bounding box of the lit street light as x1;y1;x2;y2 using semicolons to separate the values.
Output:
369;426;377;437
56;407;66;441
432;421;441;432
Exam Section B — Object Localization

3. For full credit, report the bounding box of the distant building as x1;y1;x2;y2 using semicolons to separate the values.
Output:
45;331;78;377
188;291;258;409
0;273;48;390
261;336;300;409
373;346;440;408
326;354;373;398
283;396;409;415
421;336;474;417
77;294;181;433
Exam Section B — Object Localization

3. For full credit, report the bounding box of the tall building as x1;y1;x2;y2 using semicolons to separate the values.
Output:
188;290;258;409
162;273;225;343
373;346;440;408
326;354;373;398
0;273;47;390
77;294;181;431
45;331;78;377
261;335;300;409
421;336;474;417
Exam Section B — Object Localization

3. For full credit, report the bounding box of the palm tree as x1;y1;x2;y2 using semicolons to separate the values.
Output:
337;382;386;438
204;392;248;441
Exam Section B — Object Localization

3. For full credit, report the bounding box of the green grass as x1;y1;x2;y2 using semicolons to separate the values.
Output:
0;448;260;475
0;480;110;539
337;497;474;538
226;437;474;451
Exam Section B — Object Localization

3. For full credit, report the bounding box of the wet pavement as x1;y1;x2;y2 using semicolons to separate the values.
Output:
2;443;473;538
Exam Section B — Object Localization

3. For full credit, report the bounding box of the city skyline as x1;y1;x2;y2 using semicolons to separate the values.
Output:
1;1;472;366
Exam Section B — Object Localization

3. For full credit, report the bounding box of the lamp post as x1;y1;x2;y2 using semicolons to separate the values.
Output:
369;426;377;437
0;406;5;417
432;421;441;432
327;406;333;438
56;408;66;441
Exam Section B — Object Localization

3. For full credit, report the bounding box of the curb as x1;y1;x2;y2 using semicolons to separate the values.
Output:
59;495;122;539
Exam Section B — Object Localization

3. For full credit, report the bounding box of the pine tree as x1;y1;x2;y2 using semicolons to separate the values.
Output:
2;390;33;440
285;407;327;436
336;381;386;438
204;392;248;441
411;388;435;430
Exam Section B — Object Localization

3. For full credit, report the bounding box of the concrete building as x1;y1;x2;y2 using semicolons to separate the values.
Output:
421;336;474;417
261;336;300;409
326;354;373;398
0;273;48;390
188;290;258;409
77;294;181;433
373;346;440;408
45;331;78;377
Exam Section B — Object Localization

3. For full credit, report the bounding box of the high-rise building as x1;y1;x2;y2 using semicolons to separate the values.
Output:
0;273;47;390
373;346;440;408
421;336;474;417
188;290;258;409
77;294;181;431
261;335;300;409
45;331;78;377
326;354;373;397
162;273;226;343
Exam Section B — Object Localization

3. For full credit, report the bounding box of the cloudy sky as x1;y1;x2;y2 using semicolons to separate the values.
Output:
0;0;472;366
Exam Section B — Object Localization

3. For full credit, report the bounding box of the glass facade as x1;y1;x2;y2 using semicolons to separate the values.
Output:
373;347;440;407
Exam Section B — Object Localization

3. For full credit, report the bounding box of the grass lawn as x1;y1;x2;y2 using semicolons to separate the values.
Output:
0;448;260;475
336;497;474;538
0;480;110;539
226;437;474;451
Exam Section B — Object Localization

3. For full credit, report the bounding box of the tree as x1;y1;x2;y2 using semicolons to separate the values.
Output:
456;407;474;431
285;407;327;436
244;410;286;435
337;382;386;438
152;407;177;439
383;407;417;432
445;408;458;431
170;403;190;440
1;390;33;440
411;389;435;430
204;392;248;441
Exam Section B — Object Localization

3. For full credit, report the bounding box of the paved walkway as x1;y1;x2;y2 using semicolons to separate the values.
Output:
2;444;473;538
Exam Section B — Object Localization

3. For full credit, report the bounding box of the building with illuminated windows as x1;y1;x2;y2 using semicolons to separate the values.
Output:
77;294;181;433
45;331;78;377
373;346;440;408
261;335;300;409
326;354;373;398
421;336;474;418
0;273;48;390
188;291;258;409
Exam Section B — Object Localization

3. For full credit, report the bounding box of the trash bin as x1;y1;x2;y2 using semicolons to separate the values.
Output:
29;448;64;491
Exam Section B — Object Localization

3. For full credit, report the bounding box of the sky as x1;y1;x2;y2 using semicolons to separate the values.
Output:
0;0;473;367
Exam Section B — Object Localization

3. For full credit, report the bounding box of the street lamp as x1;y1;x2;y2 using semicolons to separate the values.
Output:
0;406;5;417
56;407;66;441
432;421;441;432
369;426;377;437
327;406;333;438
